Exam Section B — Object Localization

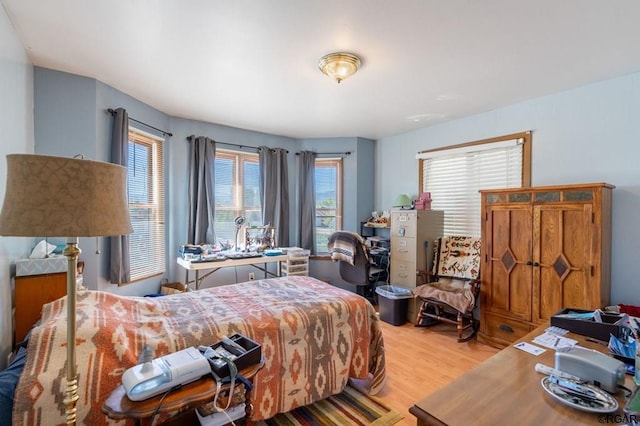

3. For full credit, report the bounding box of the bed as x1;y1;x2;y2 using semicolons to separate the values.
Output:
12;275;386;425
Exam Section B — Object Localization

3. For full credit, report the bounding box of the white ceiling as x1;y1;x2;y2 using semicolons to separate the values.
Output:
3;0;640;140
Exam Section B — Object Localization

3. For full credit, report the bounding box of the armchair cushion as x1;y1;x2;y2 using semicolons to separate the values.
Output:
413;282;475;314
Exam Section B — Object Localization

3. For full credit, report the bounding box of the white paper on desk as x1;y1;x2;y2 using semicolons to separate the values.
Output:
532;332;577;350
514;341;546;356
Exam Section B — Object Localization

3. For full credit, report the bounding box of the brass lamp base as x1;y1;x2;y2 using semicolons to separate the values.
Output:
63;240;80;425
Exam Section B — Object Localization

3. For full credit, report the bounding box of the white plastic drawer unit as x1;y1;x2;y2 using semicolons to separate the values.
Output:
281;249;310;276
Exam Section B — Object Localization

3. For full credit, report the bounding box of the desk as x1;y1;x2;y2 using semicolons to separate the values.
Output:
177;254;289;289
410;323;635;425
102;361;263;426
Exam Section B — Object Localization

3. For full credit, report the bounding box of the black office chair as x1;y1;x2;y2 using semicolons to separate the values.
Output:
328;231;380;303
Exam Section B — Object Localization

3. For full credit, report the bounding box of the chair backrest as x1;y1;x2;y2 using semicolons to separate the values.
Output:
432;236;481;280
328;231;371;287
339;240;370;286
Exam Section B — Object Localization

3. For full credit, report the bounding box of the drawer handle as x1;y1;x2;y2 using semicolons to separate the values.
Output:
399;249;409;253
399;273;408;278
499;324;514;333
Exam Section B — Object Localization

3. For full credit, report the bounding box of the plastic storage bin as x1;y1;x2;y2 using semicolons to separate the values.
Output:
375;285;413;326
281;248;310;276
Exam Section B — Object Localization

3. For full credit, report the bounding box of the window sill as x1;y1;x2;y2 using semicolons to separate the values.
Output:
310;254;332;261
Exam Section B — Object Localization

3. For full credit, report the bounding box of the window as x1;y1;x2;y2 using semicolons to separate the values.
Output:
418;132;531;237
127;129;165;281
214;149;261;247
315;158;343;253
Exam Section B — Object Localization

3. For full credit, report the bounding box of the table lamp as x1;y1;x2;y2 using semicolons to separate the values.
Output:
234;216;246;251
0;154;132;425
393;193;414;209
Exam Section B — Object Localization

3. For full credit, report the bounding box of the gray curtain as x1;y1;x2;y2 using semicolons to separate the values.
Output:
298;151;316;253
109;107;131;284
259;146;290;247
187;136;216;244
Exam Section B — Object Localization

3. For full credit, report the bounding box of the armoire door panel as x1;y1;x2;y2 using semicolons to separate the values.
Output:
490;263;532;319
508;264;533;319
533;204;592;322
484;205;532;320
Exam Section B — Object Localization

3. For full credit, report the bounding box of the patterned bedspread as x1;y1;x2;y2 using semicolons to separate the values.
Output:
13;276;386;425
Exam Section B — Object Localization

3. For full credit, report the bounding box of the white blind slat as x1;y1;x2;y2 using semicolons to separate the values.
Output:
214;150;261;246
315;158;342;253
422;142;523;236
128;130;165;281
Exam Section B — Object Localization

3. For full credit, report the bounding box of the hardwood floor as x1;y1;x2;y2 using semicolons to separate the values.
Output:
356;318;500;425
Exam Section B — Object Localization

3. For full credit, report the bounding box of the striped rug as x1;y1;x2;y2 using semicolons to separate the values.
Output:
256;384;403;426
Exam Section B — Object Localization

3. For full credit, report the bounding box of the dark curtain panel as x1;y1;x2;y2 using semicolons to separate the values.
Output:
298;151;317;253
187;136;216;244
109;107;131;284
259;146;290;247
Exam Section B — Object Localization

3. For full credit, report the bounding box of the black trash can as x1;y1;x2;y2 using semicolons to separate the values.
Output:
375;285;413;326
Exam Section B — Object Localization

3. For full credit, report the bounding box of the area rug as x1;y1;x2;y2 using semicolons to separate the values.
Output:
256;384;403;426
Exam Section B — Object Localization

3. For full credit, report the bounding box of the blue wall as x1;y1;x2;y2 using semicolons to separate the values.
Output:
0;4;34;368
31;69;376;289
33;68;172;296
376;72;640;305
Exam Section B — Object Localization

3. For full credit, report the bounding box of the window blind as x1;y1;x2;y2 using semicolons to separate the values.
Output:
314;158;343;253
214;150;261;247
420;139;523;236
128;129;165;281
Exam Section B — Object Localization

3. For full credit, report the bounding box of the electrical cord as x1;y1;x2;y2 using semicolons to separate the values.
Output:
197;340;254;423
619;384;634;399
149;384;182;423
209;355;238;412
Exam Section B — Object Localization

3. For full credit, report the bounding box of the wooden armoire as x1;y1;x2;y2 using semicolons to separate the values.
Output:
477;183;614;349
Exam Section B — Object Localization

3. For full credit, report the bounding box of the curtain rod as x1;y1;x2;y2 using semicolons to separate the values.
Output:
295;151;351;156
186;136;289;153
107;108;173;137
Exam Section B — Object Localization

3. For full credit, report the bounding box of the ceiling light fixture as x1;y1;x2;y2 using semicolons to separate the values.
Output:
318;52;361;83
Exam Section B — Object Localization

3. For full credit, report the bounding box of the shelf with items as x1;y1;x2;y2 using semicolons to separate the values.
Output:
361;211;390;234
280;248;310;276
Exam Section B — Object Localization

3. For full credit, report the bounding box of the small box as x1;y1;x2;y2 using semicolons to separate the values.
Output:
550;308;625;342
414;192;432;210
16;257;67;276
160;282;188;295
208;333;262;378
197;403;246;426
179;245;202;258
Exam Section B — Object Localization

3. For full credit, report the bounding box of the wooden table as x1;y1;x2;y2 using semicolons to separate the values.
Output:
177;254;288;289
410;324;635;425
102;361;263;425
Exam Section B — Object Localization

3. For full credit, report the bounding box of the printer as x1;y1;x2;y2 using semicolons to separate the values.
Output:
555;347;626;393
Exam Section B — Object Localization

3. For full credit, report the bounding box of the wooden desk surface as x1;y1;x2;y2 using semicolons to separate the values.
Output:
410;324;634;426
177;254;289;271
177;255;288;289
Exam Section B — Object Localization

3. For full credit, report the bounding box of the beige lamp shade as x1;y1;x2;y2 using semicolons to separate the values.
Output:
0;154;132;237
